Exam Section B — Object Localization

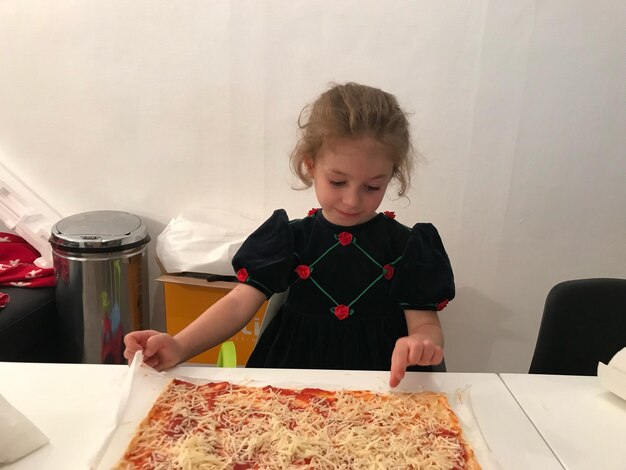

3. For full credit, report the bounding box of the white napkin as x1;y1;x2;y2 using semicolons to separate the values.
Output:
0;393;49;463
597;347;626;400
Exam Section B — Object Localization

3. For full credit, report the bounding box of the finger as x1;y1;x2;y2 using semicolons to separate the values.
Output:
408;341;425;365
432;346;444;366
124;329;161;350
417;341;435;365
389;340;409;388
135;329;162;342
144;333;168;359
389;370;404;388
123;347;136;362
123;337;144;363
419;343;443;366
124;332;153;362
123;333;141;350
143;356;160;370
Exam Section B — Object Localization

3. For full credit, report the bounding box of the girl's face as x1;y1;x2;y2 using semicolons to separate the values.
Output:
307;137;394;226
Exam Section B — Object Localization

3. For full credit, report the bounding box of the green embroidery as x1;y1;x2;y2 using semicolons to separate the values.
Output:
354;240;382;268
310;242;340;268
349;273;384;306
310;277;339;305
297;231;404;316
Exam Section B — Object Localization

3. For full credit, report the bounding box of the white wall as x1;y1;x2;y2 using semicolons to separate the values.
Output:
0;0;624;372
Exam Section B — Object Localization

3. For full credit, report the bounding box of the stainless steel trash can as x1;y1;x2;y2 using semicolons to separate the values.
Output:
50;210;150;364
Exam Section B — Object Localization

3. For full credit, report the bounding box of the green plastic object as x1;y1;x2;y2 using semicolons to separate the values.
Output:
217;341;237;368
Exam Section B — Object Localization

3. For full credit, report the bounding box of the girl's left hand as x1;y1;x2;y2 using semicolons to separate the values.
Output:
389;334;444;388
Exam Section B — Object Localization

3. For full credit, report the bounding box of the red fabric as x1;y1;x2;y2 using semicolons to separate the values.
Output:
337;232;353;246
334;305;350;320
0;232;56;289
383;263;395;280
236;268;249;283
295;265;311;280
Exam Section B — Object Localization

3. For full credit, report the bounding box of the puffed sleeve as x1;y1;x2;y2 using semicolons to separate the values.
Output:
231;209;296;298
390;223;455;311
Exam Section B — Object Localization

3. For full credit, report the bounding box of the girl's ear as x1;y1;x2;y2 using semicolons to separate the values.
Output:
304;157;315;177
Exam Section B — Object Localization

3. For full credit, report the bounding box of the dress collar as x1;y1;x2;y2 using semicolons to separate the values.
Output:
316;210;384;233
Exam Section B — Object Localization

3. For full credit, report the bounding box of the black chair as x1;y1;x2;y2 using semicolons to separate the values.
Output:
529;278;626;375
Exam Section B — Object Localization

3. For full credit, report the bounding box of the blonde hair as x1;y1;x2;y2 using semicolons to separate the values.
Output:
290;82;415;197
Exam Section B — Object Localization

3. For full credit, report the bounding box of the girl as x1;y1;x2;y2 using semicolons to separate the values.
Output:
124;82;454;387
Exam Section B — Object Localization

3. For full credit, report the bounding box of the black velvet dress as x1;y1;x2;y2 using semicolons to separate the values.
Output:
231;208;455;372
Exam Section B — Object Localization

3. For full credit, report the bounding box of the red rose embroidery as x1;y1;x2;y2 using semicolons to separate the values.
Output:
383;264;395;280
334;305;350;320
436;299;449;311
383;211;396;219
236;268;249;283
295;265;311;280
307;208;319;217
337;232;353;246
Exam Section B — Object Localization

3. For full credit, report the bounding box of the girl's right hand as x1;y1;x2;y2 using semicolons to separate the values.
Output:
123;330;184;371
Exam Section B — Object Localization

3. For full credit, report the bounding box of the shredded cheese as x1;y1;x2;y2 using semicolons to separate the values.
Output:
114;380;480;470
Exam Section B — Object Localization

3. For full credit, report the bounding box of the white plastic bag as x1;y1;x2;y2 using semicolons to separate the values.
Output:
156;208;260;276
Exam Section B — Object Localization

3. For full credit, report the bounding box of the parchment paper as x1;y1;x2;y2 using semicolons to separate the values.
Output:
92;352;499;469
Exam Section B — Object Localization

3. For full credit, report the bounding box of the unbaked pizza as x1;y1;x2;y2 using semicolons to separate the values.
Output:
114;379;480;469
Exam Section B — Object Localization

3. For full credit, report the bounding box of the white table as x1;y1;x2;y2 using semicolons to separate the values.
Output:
501;373;626;470
0;362;561;470
0;362;128;470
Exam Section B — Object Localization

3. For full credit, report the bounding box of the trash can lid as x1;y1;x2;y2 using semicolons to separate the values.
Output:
50;210;150;253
